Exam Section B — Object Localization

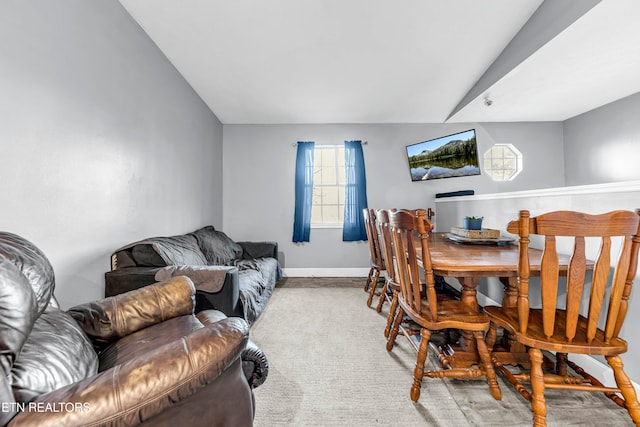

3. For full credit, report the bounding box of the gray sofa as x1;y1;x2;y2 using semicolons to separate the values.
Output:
105;226;281;325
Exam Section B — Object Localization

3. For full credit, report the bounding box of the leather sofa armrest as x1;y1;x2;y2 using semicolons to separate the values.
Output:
6;317;249;427
197;310;269;388
104;265;242;319
68;276;195;349
242;339;269;388
104;266;163;297
190;268;241;318
155;265;241;318
155;265;234;294
237;241;278;260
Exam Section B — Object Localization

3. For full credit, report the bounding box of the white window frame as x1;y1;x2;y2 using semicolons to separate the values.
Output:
483;143;523;182
311;145;345;228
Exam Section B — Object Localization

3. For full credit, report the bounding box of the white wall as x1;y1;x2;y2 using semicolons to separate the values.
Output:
0;1;223;308
222;122;564;273
564;91;640;185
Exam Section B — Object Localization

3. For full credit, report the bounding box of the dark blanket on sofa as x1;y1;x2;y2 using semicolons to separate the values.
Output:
234;258;280;325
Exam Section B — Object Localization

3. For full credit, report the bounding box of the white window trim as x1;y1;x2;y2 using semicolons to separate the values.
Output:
311;223;343;229
483;143;523;182
311;144;346;227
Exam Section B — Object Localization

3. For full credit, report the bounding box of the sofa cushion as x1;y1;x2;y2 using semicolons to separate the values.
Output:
237;241;278;260
97;314;204;371
128;235;208;267
131;244;166;266
113;250;137;269
0;258;37;376
11;307;98;402
191;226;243;265
0;232;55;316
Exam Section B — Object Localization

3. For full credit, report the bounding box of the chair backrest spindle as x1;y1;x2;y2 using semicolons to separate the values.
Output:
363;208;384;269
512;210;531;334
377;209;396;285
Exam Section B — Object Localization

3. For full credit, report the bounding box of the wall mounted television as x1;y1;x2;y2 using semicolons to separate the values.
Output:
406;129;480;182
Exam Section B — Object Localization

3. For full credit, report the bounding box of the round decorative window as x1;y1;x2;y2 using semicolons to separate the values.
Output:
483;144;522;181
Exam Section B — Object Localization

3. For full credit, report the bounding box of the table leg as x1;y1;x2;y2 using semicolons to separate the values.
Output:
498;276;526;353
459;276;480;311
493;276;544;368
500;276;518;309
452;277;480;355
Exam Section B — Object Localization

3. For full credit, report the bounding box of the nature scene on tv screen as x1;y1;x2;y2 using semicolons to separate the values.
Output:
406;129;480;181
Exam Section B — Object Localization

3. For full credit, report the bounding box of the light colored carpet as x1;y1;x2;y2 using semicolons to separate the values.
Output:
250;285;635;427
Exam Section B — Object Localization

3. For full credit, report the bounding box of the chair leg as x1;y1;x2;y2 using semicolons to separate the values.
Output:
485;321;498;351
529;348;547;427
364;267;374;292
606;355;640;425
384;291;398;338
366;269;380;307
375;280;389;313
555;352;568;377
411;328;431;402
386;306;404;351
473;331;502;400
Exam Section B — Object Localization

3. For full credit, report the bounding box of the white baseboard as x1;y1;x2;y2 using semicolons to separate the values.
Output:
282;268;369;277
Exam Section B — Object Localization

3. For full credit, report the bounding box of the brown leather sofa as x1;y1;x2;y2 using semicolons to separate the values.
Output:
0;231;264;426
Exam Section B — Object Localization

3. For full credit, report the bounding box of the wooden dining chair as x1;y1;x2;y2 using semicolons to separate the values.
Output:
379;208;459;343
484;209;640;427
386;208;502;402
363;208;386;307
375;207;437;314
376;209;402;338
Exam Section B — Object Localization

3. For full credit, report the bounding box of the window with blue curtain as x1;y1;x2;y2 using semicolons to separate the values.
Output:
292;141;315;242
342;140;368;241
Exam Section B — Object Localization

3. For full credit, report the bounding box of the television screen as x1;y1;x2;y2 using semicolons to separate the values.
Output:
405;129;480;182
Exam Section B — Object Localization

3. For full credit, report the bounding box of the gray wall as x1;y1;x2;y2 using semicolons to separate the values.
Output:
222;122;564;271
0;1;223;308
564;91;640;185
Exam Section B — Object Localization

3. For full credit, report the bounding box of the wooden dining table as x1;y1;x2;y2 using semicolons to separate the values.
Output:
421;232;585;369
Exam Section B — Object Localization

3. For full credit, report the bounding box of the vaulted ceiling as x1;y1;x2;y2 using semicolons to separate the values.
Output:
119;0;640;124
